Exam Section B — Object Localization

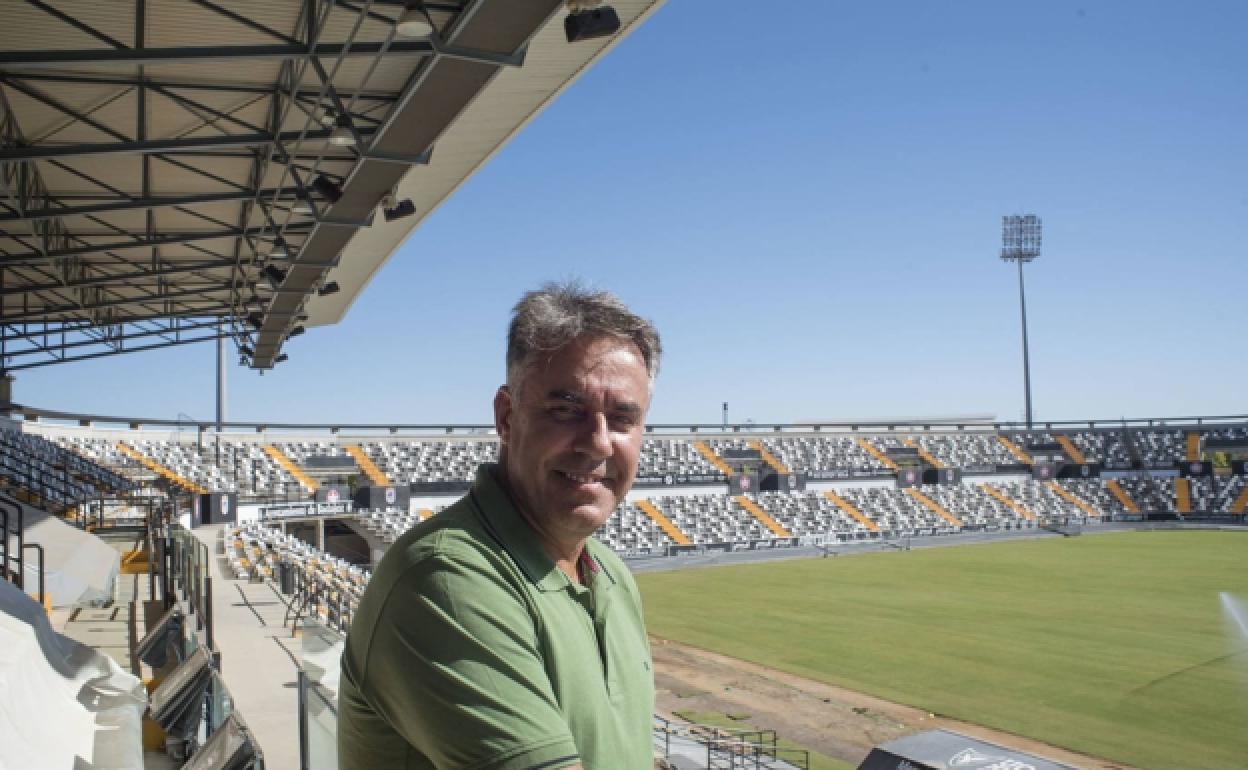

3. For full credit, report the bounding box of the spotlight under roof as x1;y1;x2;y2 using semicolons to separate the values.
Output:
396;6;432;38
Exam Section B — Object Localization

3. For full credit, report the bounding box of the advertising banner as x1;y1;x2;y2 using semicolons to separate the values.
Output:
1177;461;1213;478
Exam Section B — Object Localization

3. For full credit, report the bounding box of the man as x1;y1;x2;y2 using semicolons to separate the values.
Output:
338;282;661;769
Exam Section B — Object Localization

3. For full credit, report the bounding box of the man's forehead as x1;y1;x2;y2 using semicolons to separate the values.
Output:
534;337;647;380
522;338;650;405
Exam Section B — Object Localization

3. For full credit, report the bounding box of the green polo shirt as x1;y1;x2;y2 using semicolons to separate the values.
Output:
338;464;655;770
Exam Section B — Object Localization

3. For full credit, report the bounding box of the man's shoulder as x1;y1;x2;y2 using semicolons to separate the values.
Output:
373;495;498;577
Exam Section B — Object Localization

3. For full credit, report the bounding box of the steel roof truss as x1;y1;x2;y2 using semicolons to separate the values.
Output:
23;0;130;51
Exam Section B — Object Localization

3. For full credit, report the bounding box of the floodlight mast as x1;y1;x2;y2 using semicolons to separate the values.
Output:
1000;215;1042;429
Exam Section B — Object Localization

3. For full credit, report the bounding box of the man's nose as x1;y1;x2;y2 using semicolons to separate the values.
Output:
575;413;612;459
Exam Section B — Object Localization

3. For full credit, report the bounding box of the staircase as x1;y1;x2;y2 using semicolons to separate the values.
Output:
1105;480;1141;513
636;500;692;545
1175;478;1192;514
1047;481;1102;519
693;441;734;477
735;495;792;537
822;490;880;532
905;488;962;527
262;445;319;492
747;440;791;474
1186;432;1201;462
981;484;1036;521
1055;435;1086;464
902;438;944;469
1231;485;1248;514
117;442;207;494
346;445;391;486
855;438;898;470
997;436;1033;465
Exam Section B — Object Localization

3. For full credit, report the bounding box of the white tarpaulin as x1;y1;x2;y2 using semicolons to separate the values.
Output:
17;507;119;608
0;580;146;770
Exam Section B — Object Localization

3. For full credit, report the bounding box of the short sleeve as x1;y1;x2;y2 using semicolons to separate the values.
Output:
355;548;580;770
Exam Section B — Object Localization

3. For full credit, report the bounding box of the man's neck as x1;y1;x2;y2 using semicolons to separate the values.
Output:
534;530;589;585
494;466;589;584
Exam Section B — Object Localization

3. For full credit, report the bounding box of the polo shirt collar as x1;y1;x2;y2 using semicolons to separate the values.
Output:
471;463;576;593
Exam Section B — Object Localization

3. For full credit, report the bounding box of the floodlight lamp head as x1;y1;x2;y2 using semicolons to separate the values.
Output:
564;3;620;43
396;5;433;37
276;353;289;364
262;264;288;288
246;312;264;329
292;195;315;215
239;345;254;357
318;281;341;297
328;115;356;147
287;326;305;339
269;237;289;258
383;198;416;221
311;175;342;203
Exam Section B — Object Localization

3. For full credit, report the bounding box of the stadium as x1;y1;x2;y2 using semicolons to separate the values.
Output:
1;2;1245;770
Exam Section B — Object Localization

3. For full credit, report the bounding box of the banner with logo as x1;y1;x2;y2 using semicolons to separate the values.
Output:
633;473;726;487
1057;463;1101;479
409;480;473;495
922;467;962;485
1177;461;1213;477
895;467;922;489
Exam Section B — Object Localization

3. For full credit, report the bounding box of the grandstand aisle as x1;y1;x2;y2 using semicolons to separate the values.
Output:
192;523;304;770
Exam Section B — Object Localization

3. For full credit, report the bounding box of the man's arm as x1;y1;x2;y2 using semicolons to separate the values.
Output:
352;550;583;770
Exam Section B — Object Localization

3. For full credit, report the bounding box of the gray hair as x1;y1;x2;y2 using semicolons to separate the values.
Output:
506;282;661;392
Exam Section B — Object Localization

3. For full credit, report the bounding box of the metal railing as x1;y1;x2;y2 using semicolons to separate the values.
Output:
0;493;44;606
166;512;215;651
10;402;1248;437
654;715;810;770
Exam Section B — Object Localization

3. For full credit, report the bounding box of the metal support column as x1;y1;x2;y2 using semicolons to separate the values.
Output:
1016;258;1033;429
216;324;226;466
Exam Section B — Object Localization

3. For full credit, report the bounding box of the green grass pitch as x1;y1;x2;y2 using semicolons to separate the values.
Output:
636;531;1248;770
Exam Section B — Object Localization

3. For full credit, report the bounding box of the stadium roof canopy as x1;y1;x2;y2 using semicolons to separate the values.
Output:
0;0;661;371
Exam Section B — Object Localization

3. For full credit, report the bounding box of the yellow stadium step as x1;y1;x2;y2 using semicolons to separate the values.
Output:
120;548;150;575
263;445;319;492
997;436;1033;465
636;500;692;545
117;442;207;494
693;441;734;477
823;490;880;532
1105;480;1140;513
981;484;1036;521
1046;481;1103;520
1231;485;1248;514
1186;432;1201;462
902;438;945;469
747;440;791;474
905;488;962;527
855;438;898;471
734;495;792;537
1175;478;1192;514
346;445;391;486
1055;435;1086;464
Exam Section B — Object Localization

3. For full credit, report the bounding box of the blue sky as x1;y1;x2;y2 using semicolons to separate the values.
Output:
19;0;1248;426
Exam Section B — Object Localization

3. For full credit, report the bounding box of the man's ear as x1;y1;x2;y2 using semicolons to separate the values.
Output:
493;385;513;445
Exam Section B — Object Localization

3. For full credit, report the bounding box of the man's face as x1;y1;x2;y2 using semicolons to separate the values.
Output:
494;335;651;550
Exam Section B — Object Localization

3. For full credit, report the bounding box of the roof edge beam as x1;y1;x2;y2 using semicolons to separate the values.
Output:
0;128;376;161
0;41;436;69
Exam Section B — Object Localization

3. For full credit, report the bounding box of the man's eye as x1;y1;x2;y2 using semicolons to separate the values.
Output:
612;414;638;429
548;404;581;420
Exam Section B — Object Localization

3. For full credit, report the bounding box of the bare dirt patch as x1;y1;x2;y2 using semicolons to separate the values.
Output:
652;637;1137;770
